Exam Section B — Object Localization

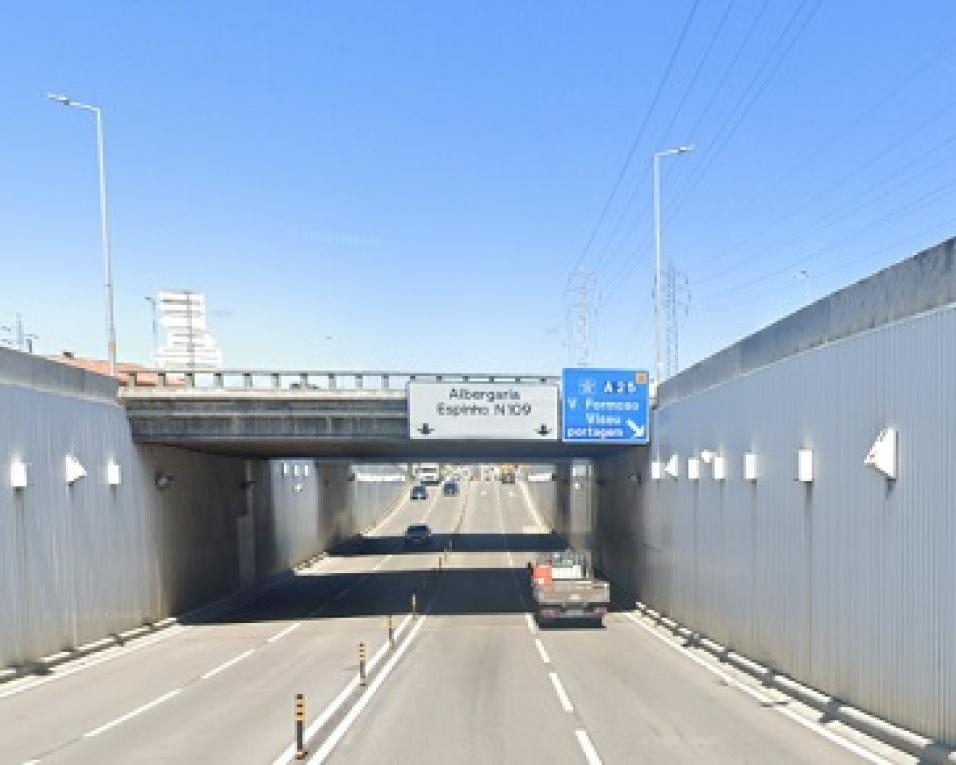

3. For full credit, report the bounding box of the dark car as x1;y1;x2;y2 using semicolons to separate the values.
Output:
410;484;428;500
404;523;432;548
442;480;459;497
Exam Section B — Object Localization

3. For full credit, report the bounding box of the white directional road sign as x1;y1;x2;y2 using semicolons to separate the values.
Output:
408;382;559;440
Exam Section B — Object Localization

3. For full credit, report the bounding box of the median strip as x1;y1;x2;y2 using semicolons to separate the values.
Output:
271;613;415;765
309;614;429;763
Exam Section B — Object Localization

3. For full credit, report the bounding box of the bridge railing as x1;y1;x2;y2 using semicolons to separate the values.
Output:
123;369;560;393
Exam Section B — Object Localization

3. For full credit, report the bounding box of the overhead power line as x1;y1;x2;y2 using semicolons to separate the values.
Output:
691;103;956;288
672;28;956;265
665;0;822;224
595;0;781;298
569;0;702;274
590;0;735;277
694;177;956;306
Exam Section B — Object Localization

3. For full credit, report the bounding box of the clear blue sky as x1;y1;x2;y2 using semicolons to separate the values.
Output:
2;1;955;373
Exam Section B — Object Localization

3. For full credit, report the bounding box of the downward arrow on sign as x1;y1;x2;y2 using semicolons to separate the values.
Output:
626;419;645;439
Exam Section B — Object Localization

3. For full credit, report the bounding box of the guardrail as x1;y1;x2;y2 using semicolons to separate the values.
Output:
123;369;560;392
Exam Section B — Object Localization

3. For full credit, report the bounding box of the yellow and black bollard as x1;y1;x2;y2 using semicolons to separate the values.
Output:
294;693;306;760
359;642;367;686
387;614;394;647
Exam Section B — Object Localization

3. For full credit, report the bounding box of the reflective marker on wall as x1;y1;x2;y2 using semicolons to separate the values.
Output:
106;462;122;486
797;449;814;483
665;454;680;479
712;455;726;481
864;427;897;480
743;452;757;482
10;460;28;490
65;455;88;485
687;458;700;481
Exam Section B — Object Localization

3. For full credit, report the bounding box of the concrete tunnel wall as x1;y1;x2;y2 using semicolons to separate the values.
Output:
590;236;956;749
0;348;408;670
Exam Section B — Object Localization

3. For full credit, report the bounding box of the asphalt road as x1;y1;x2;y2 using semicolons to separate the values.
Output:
0;480;910;765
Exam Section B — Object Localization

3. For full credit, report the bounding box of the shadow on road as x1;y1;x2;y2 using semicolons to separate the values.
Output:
330;532;563;557
189;565;622;626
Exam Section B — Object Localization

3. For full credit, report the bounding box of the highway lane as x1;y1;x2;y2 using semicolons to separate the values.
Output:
0;484;460;765
316;480;904;765
1;477;911;764
322;479;580;764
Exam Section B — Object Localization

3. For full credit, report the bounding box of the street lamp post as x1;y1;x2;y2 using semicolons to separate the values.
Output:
653;145;693;387
47;93;117;375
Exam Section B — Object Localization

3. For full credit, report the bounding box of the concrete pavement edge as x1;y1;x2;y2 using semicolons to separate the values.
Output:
632;601;956;765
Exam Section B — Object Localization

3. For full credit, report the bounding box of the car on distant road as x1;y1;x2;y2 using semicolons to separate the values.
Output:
404;523;432;548
410;484;428;501
442;480;459;497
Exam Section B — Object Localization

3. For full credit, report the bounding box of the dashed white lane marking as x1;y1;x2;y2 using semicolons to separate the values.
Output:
309;615;430;764
549;672;574;713
22;760;40;764
1;552;337;703
0;626;187;701
623;613;892;765
525;613;536;634
534;639;551;665
200;649;255;680
83;688;182;738
267;622;302;643
575;729;603;765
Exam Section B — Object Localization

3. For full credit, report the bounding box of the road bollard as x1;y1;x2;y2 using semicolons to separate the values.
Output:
294;693;306;760
387;614;394;647
438;557;443;572
411;593;417;618
359;642;367;686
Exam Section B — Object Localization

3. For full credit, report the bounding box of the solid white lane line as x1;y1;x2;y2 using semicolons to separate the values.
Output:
518;480;548;530
84;688;182;738
267;622;302;643
575;729;603;765
622;613;891;765
549;672;574;713
534;639;551;665
1;555;339;702
0;626;187;701
525;613;536;634
270;613;415;765
310;614;429;763
367;493;412;536
200;649;255;680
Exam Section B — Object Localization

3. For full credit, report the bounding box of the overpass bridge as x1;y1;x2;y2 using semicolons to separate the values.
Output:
121;368;642;460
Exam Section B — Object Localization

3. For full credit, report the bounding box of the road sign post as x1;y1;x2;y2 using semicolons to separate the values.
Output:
561;369;650;444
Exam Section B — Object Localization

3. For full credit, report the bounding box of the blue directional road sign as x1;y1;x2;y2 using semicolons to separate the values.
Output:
561;368;650;444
